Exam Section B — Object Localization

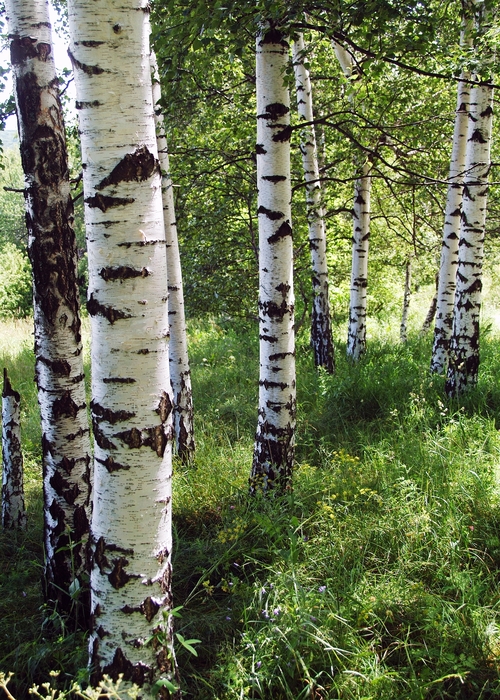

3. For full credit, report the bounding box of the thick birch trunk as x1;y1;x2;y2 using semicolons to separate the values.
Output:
292;35;334;374
2;369;26;530
6;0;92;620
151;53;195;463
251;26;296;493
446;79;494;396
68;0;176;689
430;69;471;372
400;258;412;343
347;161;371;359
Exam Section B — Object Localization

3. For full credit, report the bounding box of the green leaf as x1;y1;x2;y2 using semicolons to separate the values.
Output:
175;633;202;656
151;678;179;694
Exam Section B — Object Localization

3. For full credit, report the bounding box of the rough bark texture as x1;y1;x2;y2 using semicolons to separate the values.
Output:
6;0;91;620
68;0;177;691
400;258;412;343
430;28;472;373
2;369;27;530
445;79;494;396
151;53;195;463
250;25;296;493
292;35;334;374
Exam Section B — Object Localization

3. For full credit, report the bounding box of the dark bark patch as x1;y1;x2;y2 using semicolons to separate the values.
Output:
94;537;110;573
141;596;161;623
276;282;291;298
117;427;143;449
50;470;80;505
256;143;267;155
480;104;493;118
137;348;149;355
85;193;135;211
96;455;130;472
259;379;289;390
10;37;38;64
91;401;135;424
103;377;136;384
57;455;75;474
469;128;487;143
2;368;20;401
259;334;278;342
92;421;116;450
143;425;168;457
268;221;292;244
102;647;152;684
269;351;295;361
259;102;289;120
260;299;289;320
258;205;283;221
75;100;101;109
82;41;105;47
260;28;289;48
108;557;131;589
68;48;106;75
99;265;150;281
87;293;132;324
96;146;158;190
52;391;81;419
262;175;286;182
73;504;89;541
272;125;293;143
156;391;173;424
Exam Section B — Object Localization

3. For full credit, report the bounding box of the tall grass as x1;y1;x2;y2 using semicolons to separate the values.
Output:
1;307;500;698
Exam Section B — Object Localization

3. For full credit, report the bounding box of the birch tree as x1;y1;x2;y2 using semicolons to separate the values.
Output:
68;0;176;689
292;34;334;374
250;24;296;493
5;0;92;620
430;16;472;374
151;53;195;462
2;369;26;530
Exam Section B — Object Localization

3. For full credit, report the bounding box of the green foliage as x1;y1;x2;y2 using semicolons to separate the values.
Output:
0;242;32;319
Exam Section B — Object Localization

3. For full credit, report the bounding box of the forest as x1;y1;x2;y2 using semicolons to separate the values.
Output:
0;0;500;698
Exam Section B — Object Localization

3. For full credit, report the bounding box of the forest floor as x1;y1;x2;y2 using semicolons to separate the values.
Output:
1;297;500;699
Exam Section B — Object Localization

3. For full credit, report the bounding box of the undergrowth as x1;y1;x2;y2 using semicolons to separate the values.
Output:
1;313;500;699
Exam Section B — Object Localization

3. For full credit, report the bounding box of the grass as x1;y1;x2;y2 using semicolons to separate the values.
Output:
1;304;500;699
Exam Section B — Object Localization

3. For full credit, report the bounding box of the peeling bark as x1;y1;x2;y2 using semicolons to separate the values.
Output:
151;52;195;463
2;369;27;530
250;24;296;494
68;0;177;691
6;0;91;622
292;35;334;373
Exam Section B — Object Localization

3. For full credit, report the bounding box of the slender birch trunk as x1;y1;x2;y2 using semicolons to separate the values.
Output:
420;273;439;335
430;33;472;372
68;0;176;689
445;78;494;395
292;35;334;373
250;25;296;493
400;258;412;343
2;369;26;530
5;0;92;620
151;53;195;462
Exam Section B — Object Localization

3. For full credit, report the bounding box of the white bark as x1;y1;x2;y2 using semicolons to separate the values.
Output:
430;18;473;373
347;161;371;359
68;0;176;689
251;25;296;493
151;53;195;462
446;79;494;395
292;35;334;373
2;369;26;530
400;258;412;343
5;0;91;619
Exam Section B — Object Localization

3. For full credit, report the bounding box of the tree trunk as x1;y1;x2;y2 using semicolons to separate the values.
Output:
347;160;372;359
68;0;177;690
2;369;26;530
292;34;334;374
430;18;472;372
400;258;412;343
420;273;439;336
151;53;195;463
250;25;296;493
445;78;494;396
6;0;92;622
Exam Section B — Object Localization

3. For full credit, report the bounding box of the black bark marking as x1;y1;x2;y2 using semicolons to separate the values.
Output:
137;348;149;355
2;368;20;401
52;391;81;419
143;425;168;457
268;221;292;244
256;143;267;155
99;266;149;281
258;205;283;220
10;37;38;64
262;175;286;182
87;293;132;324
50;469;80;505
91;420;116;451
91;401;135;424
260;28;289;48
103;377;136;384
141;596;161;623
102;647;153;685
480;104;493;118
260;334;278;342
269;351;295;361
117;427;142;449
108;557;131;589
156;391;173;424
259;379;289;390
469;129;487;143
117;239;164;248
95;455;130;472
96;146;158;190
75;100;101;109
276;282;290;298
85;193;134;211
259;102;289;120
81;41;105;47
68;48;106;75
272;125;293;143
94;537;110;574
260;299;290;320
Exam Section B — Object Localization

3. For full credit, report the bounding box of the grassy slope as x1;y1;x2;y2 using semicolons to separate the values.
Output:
1;305;500;699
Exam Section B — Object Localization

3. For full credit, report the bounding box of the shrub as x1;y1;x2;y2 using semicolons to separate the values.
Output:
0;243;32;318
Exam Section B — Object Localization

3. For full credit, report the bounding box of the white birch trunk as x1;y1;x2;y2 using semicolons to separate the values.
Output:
5;0;92;620
68;0;176;689
400;258;412;343
430;66;471;372
446;79;494;395
347;161;371;359
251;25;296;493
292;35;334;374
2;369;26;530
151;53;195;463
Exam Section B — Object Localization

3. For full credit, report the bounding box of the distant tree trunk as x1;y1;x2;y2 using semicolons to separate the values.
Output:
68;0;177;691
347;160;371;358
400;258;412;343
430;18;472;373
292;34;334;373
151;53;195;462
420;273;439;336
6;0;91;621
445;78;494;396
2;369;26;530
250;24;296;493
